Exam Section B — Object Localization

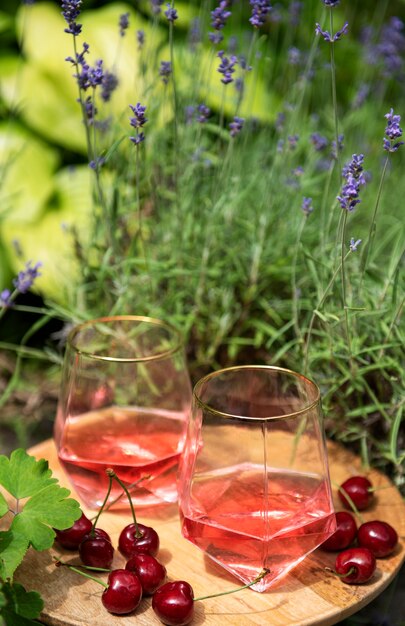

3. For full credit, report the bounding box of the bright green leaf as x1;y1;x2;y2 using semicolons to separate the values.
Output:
0;531;29;582
0;581;43;625
0;494;8;519
0;450;56;499
11;484;81;551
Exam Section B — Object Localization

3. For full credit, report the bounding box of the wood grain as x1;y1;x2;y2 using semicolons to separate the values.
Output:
11;439;405;626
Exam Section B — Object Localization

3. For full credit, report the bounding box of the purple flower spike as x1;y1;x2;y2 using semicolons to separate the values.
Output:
197;104;210;123
129;103;148;145
383;108;404;152
0;289;12;308
349;238;362;252
337;154;366;212
101;70;119;102
211;2;231;31
137;30;145;49
151;0;164;15
119;12;130;37
61;0;82;36
13;261;42;294
315;21;348;43
229;116;244;137
249;0;272;29
323;0;340;6
164;4;178;22
159;60;172;84
217;50;237;84
301;197;314;216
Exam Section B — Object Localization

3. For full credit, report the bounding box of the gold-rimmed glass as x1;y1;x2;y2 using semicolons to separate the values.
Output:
54;315;192;509
178;365;336;591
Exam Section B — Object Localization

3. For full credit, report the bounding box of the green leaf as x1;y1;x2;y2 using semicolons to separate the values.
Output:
0;494;8;519
0;531;29;582
0;581;43;625
11;484;81;551
0;450;56;499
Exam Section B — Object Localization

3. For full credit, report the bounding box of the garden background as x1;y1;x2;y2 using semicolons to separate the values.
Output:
0;1;404;624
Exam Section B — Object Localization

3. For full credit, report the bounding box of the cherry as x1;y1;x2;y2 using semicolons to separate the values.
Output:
338;476;373;511
152;581;194;626
357;520;398;557
101;569;143;615
79;528;114;568
119;522;160;558
321;511;357;551
334;547;376;584
54;511;92;550
125;553;167;595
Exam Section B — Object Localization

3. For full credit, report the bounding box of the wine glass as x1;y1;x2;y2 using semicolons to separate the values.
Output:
54;316;192;509
177;365;336;591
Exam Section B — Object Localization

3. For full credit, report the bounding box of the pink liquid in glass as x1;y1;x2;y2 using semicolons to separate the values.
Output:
58;406;188;509
180;464;336;591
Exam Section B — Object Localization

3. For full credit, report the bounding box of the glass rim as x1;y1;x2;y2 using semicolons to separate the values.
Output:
193;365;321;420
66;315;184;363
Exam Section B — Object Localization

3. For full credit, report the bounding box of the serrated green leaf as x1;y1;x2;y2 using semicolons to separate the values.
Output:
11;484;81;551
2;582;43;619
0;494;8;519
0;531;29;582
0;450;56;499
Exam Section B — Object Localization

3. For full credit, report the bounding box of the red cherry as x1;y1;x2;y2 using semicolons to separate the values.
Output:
101;569;143;614
79;528;114;568
125;553;167;595
357;520;398;557
54;511;92;549
338;476;373;511
152;581;194;626
335;547;376;584
321;511;357;551
118;523;159;558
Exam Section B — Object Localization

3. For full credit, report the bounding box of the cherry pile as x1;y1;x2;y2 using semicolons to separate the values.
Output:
54;469;267;624
321;474;398;584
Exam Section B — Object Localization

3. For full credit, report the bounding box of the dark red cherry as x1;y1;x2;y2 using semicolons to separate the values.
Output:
338;476;373;511
101;569;142;614
152;581;194;626
321;511;357;551
54;511;92;549
79;528;114;568
357;520;398;557
335;547;376;584
118;523;159;558
126;553;167;595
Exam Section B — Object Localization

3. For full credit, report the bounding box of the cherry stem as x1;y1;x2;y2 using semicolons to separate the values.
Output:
90;473;114;535
325;565;357;579
332;481;365;524
106;468;141;538
54;559;108;588
193;568;270;602
90;474;151;520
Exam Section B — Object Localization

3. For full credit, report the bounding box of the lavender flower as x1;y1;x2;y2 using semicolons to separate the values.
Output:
311;132;328;151
151;0;164;15
315;22;348;43
13;261;42;293
159;60;172;84
188;18;201;48
249;0;272;29
101;70;118;102
229;116;244;137
288;47;301;65
301;197;314;216
377;17;405;79
65;41;89;67
217;50;237;84
337;154;366;212
119;12;130;37
331;133;344;159
185;105;195;124
197;104;210;123
129;103;148;145
89;157;106;170
210;2;231;33
209;32;224;45
322;0;340;6
288;134;299;150
164;4;178;22
0;289;12;308
84;96;97;122
289;1;302;27
349;237;362;252
383;108;404;152
61;0;82;36
137;30;145;49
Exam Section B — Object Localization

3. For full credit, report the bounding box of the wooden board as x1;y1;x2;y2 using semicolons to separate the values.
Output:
12;439;405;626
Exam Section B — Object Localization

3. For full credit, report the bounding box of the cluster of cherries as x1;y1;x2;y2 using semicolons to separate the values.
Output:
321;475;398;584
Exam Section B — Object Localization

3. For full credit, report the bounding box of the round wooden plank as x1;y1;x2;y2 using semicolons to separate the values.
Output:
11;439;405;626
